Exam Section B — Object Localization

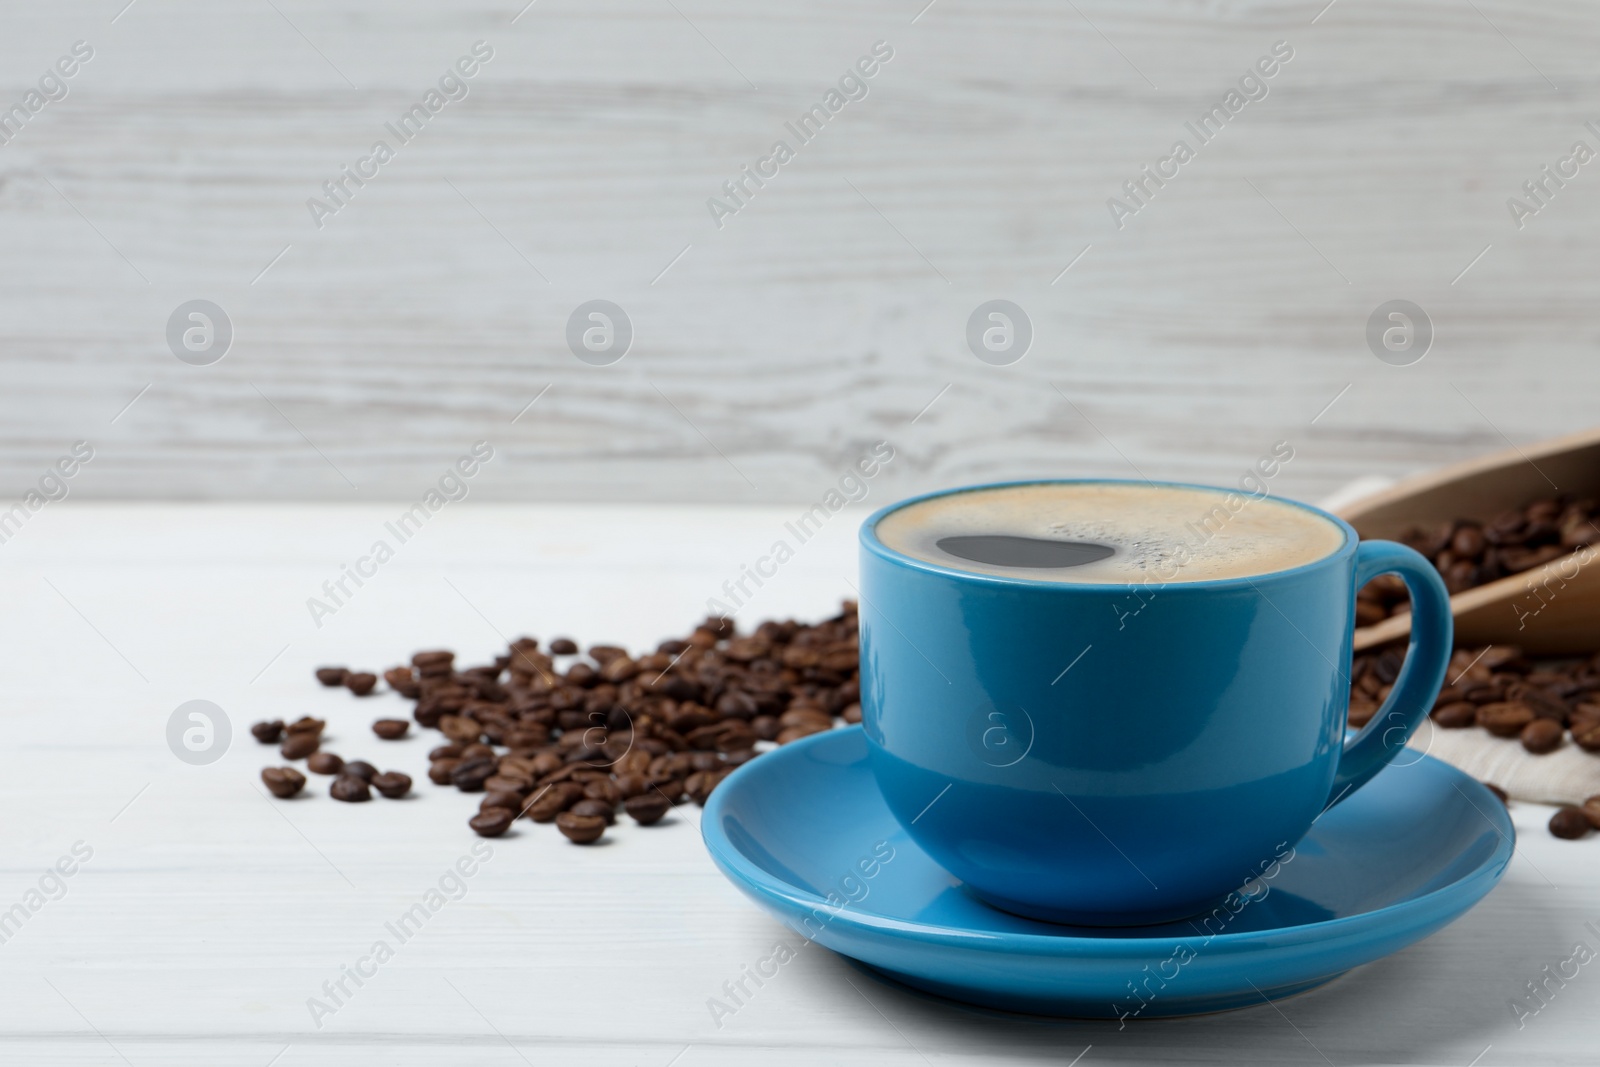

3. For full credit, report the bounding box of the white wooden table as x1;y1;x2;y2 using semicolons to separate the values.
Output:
0;503;1595;1066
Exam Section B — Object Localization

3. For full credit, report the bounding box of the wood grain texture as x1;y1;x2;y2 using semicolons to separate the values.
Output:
0;503;1594;1064
0;0;1596;506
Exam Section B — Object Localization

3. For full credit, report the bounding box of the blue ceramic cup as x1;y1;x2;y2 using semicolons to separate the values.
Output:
859;479;1453;926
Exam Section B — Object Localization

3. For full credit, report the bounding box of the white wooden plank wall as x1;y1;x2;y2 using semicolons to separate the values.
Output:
0;0;1595;503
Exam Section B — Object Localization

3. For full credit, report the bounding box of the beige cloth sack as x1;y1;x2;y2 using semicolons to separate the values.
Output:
1407;719;1599;806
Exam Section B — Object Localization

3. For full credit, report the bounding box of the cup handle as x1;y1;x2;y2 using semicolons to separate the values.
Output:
1325;539;1454;809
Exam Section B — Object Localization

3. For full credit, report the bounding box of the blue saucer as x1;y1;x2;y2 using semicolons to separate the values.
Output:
701;725;1513;1019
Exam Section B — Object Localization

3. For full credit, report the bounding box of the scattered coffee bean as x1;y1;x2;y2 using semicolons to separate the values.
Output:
451;757;497;792
1431;702;1478;729
1581;795;1600;830
1482;781;1508;805
384;666;421;698
1549;806;1591;840
1477;702;1534;738
1360;643;1600;767
315;667;348;687
285;716;325;737
1521;717;1564;754
470;809;514;837
262;766;306;798
624;794;671;825
556;811;606;844
306;752;344;775
481;790;523;814
330;776;371;803
372;771;412;799
288;603;864;847
280;732;319;760
344;672;378;696
413;650;455;677
482;775;530;797
526;782;585;822
342;760;378;782
570;798;616;824
251;720;285;744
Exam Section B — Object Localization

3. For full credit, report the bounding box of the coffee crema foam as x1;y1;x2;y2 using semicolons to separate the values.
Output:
874;483;1346;584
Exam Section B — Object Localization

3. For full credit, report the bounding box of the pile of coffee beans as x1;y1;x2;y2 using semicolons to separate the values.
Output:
257;602;861;845
1349;642;1600;839
1358;495;1600;624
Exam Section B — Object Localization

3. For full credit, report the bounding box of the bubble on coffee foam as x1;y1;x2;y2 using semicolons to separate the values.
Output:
1042;521;1181;577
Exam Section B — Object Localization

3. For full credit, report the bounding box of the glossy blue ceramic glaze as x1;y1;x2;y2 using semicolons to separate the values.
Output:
858;480;1454;924
701;725;1513;1019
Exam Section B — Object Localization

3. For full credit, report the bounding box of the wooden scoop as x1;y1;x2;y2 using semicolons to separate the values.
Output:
1337;425;1600;655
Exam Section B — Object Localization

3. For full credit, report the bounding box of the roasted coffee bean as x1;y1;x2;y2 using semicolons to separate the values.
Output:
1477;702;1534;737
1521;718;1564;754
438;715;484;744
614;773;649;799
1483;782;1508;805
262;766;306;798
300;599;867;844
525;782;585;822
470;809;515;838
330;776;371;802
251;720;285;744
286;716;325;737
342;760;378;782
556;811;606;844
315;667;348;686
384;665;418;690
280;732;319;760
1573;721;1600;752
344;672;379;696
1549;806;1591;840
481;791;523;814
624;793;671;825
1579;795;1600;830
307;752;345;775
1451;525;1486;560
373;719;410;740
686;769;729;806
450;757;496;791
413;650;455;676
372;772;412;799
571;798;616;824
483;774;531;796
